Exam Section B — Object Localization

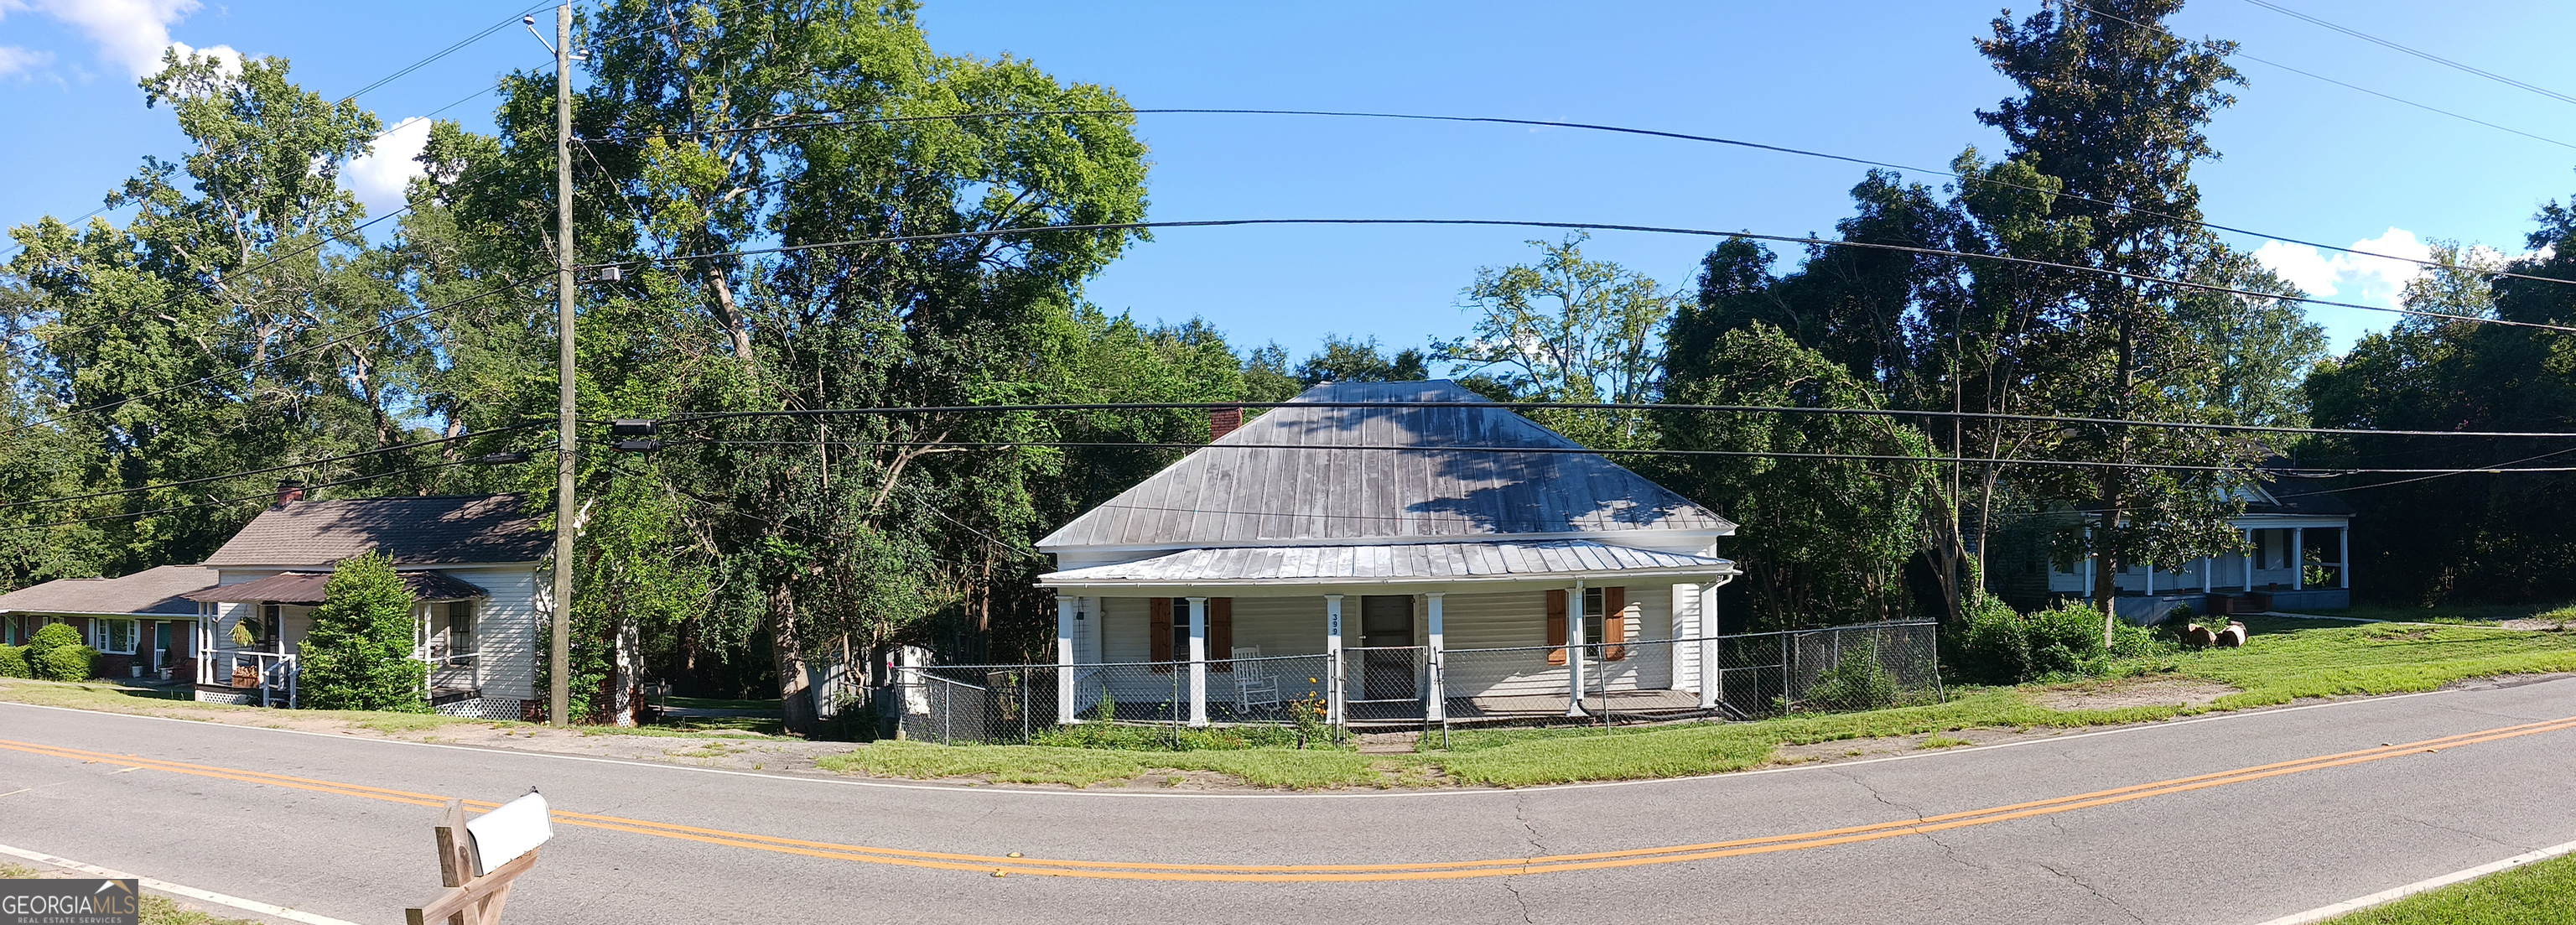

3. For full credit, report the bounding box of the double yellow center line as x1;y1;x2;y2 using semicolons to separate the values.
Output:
9;713;2572;882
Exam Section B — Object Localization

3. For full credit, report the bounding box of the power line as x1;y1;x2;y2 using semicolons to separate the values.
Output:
2238;0;2576;108
592;105;2576;292
0;423;552;512
0;455;511;535
687;437;2576;478
599;216;2576;334
0;274;533;440
2060;1;2576;153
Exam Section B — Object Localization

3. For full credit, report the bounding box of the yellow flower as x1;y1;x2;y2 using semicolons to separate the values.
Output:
1307;678;1318;683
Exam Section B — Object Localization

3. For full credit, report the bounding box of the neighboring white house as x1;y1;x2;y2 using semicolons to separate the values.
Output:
179;492;550;719
1036;381;1741;726
2040;472;2355;619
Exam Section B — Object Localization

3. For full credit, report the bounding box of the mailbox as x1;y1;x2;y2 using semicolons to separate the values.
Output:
465;790;553;876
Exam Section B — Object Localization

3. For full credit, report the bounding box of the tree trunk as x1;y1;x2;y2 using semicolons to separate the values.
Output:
607;610;639;727
706;268;756;362
767;585;817;735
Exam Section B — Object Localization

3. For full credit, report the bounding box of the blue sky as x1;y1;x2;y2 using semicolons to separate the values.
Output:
6;1;2575;359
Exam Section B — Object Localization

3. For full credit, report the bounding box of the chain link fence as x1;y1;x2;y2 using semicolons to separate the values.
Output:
880;621;1940;746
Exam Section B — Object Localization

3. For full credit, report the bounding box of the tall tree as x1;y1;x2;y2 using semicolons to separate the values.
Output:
1433;234;1678;446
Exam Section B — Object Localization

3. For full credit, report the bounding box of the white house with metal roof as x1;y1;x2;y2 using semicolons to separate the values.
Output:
179;491;550;718
1036;381;1739;726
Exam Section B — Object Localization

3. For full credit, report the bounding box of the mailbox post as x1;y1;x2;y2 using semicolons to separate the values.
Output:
408;791;551;925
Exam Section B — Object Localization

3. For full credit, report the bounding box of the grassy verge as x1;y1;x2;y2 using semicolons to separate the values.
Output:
0;678;776;738
2322;851;2576;924
658;694;783;712
1;862;265;925
821;616;2576;789
2311;600;2576;626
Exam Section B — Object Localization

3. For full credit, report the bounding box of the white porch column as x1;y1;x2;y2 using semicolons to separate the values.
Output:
2201;557;2211;593
2146;564;2155;595
2340;527;2351;589
2244;529;2256;591
1696;582;1720;710
2292;528;2304;591
1324;595;1345;725
1186;596;1209;727
1425;593;1446;723
1566;581;1588;717
1054;595;1079;724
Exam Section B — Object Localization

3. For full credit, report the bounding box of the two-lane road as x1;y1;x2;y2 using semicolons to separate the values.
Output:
5;678;2574;923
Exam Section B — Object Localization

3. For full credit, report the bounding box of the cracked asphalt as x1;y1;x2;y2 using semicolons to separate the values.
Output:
5;677;2576;924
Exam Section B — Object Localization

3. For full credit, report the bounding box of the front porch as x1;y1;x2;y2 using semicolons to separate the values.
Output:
182;570;494;711
2051;522;2354;622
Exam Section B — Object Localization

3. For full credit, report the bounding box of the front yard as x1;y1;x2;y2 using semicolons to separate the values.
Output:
823;615;2576;788
10;615;2575;790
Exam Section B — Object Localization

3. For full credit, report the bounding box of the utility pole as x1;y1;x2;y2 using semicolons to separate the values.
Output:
548;1;576;729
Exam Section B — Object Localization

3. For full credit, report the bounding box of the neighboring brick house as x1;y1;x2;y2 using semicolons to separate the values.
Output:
0;565;218;681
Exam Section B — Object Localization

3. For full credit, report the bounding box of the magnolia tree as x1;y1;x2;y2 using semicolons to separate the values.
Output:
300;551;428;712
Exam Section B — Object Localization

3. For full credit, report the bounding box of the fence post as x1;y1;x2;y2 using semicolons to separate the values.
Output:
1324;595;1345;725
1425;593;1446;724
1054;596;1078;724
1781;632;1792;711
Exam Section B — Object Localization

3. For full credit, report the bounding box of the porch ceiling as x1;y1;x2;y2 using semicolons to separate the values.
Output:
182;570;489;605
1037;539;1735;589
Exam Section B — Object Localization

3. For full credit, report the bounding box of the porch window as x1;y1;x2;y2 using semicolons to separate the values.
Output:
1548;587;1628;663
1145;598;1233;670
93;618;139;655
445;600;477;657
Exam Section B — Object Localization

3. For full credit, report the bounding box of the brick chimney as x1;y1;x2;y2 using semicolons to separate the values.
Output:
274;479;306;506
1208;406;1244;441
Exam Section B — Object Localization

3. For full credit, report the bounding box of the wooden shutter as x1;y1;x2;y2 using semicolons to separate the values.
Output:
1149;598;1173;671
1602;586;1628;661
1545;589;1569;665
1209;598;1233;673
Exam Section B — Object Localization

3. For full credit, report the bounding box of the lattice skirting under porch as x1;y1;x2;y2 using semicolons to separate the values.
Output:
434;697;527;721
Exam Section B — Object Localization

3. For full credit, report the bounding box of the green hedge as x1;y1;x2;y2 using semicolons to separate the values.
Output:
0;645;27;678
23;623;93;681
1947;598;2168;684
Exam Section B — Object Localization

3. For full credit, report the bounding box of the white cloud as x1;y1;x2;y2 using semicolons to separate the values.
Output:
2251;226;2433;307
0;0;221;79
345;116;432;215
0;45;54;78
164;39;239;79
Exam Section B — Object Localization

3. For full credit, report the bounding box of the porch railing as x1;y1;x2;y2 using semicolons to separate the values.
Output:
200;649;298;709
861;621;1940;746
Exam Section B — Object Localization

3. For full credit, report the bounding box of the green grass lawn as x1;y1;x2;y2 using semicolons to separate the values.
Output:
2309;600;2576;626
820;616;2576;789
658;694;784;712
2323;851;2576;924
0;678;776;738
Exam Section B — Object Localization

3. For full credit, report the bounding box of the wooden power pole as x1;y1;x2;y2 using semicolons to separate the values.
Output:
548;1;576;728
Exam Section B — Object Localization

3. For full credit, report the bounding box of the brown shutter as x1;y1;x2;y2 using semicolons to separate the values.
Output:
1149;598;1173;671
1602;586;1628;661
1545;589;1569;665
1209;598;1233;673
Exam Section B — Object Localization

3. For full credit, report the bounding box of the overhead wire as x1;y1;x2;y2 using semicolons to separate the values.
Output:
2236;0;2576;107
0;455;522;535
591;105;2576;292
594;217;2576;334
0;421;553;512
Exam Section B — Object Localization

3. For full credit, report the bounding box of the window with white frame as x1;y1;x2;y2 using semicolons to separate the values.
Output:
445;600;476;657
93;618;139;654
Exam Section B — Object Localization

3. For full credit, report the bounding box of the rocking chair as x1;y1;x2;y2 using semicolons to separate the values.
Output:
1231;647;1283;713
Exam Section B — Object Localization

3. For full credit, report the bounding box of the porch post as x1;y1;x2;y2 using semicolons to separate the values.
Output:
2340;527;2351;589
2244;529;2255;591
2201;557;2211;593
1697;582;1720;710
2292;528;2304;591
1565;581;1588;717
1425;593;1446;723
2145;563;2155;595
1054;595;1078;724
1186;596;1209;727
1324;595;1345;725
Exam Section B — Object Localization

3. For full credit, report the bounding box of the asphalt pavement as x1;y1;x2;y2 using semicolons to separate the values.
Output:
4;677;2574;924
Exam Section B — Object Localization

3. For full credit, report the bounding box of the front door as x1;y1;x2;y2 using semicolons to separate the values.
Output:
1358;595;1415;700
153;622;171;672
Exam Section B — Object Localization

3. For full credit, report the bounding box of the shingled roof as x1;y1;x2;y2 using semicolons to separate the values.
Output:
0;565;216;616
1036;381;1734;551
201;494;550;567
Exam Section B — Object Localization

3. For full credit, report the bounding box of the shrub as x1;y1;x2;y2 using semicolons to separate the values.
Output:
26;622;81;658
1806;637;1898;709
2025;603;2112;676
38;644;97;681
0;645;28;678
298;552;428;712
1949;595;2032;684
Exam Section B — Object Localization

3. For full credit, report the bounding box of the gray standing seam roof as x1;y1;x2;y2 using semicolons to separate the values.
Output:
200;494;549;567
1036;382;1734;549
0;565;216;616
1040;540;1735;586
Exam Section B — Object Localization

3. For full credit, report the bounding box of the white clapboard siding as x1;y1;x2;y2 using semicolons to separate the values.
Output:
442;564;542;702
